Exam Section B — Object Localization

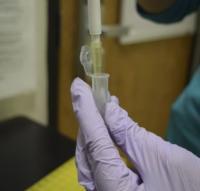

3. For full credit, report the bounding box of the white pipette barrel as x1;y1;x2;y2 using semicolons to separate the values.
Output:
88;0;102;35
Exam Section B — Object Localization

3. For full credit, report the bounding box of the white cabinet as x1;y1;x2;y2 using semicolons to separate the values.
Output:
120;0;197;44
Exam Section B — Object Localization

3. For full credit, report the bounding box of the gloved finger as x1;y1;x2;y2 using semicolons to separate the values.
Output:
71;77;105;143
104;101;174;177
87;149;144;191
71;78;142;191
110;96;119;105
76;131;95;191
105;101;200;191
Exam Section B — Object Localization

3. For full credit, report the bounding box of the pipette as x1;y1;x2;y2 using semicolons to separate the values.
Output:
88;0;103;74
80;0;110;114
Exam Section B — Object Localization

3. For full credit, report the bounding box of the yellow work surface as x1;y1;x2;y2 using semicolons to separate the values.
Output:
27;158;84;191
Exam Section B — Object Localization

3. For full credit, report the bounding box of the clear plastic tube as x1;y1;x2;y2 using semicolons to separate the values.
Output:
91;73;110;114
80;46;110;114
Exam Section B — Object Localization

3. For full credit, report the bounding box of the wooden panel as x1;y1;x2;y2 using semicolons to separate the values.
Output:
58;0;79;139
103;0;193;137
58;0;193;140
105;36;192;137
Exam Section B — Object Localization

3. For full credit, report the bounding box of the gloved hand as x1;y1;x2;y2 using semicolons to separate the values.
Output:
71;78;200;191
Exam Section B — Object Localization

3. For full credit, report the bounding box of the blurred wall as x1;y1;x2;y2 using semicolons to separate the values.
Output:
0;0;48;125
58;0;193;140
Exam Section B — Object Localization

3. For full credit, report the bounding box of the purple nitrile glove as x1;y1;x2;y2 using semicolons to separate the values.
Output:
71;78;200;191
71;78;143;191
105;100;200;191
76;130;95;191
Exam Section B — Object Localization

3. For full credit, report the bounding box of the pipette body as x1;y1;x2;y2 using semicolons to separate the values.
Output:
88;0;102;36
81;0;110;114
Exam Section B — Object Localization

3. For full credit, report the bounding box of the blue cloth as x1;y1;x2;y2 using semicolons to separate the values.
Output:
168;68;200;157
137;0;200;23
138;0;200;157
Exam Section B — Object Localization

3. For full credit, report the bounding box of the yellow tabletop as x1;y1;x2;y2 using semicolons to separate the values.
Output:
27;158;84;191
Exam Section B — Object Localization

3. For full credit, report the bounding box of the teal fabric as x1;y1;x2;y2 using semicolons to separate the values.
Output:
167;68;200;157
137;0;200;156
137;0;200;23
